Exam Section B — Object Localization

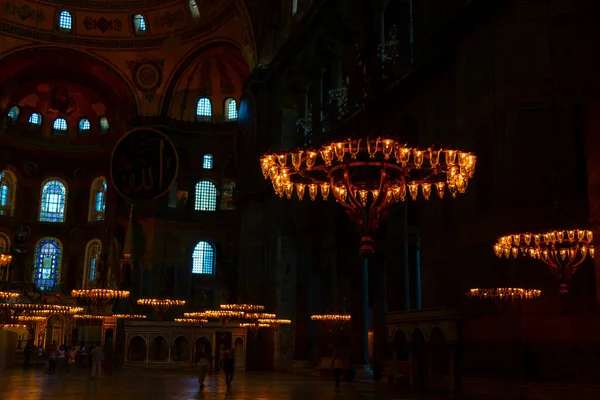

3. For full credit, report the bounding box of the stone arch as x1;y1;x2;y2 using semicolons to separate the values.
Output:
391;328;409;361
160;41;249;117
0;46;140;118
127;335;147;362
410;327;426;391
429;327;449;375
172;336;191;362
234;337;244;370
45;313;65;347
194;336;212;363
149;335;169;362
233;0;258;69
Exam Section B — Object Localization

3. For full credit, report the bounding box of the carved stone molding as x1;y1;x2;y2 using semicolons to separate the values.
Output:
83;16;123;33
153;10;185;30
126;59;165;102
3;3;46;22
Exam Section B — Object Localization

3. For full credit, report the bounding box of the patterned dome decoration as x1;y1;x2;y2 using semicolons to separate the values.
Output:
126;59;164;102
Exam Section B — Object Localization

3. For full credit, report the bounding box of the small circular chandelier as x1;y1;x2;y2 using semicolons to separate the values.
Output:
261;139;475;254
205;310;243;327
311;314;351;331
494;229;594;294
466;288;542;301
112;314;147;320
175;317;209;326
240;322;270;332
17;315;46;324
0;291;20;300
257;318;292;329
137;298;185;319
0;253;12;267
73;314;105;321
220;304;265;312
72;289;130;305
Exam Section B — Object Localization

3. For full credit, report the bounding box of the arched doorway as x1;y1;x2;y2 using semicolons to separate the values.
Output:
391;329;409;385
429;327;449;391
149;336;169;362
45;314;65;347
127;336;147;363
194;337;212;368
234;337;244;370
172;336;191;362
410;328;426;391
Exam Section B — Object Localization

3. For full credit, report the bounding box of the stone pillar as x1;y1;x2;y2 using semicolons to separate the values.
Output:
408;343;415;388
372;254;388;367
402;204;411;310
449;343;456;393
354;256;372;379
328;43;344;119
585;104;600;307
309;69;323;144
415;234;422;309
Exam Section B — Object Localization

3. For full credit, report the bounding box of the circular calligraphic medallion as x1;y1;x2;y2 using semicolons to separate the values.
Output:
110;128;179;203
132;62;162;93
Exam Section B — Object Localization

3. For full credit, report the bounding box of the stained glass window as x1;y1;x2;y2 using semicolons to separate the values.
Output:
225;98;238;120
79;118;91;133
196;98;212;117
58;10;72;31
7;106;19;121
192;241;214;274
89;177;107;221
194;180;217;211
39;179;67;223
189;0;200;20
100;117;109;133
29;113;42;126
203;154;213;169
34;238;62;291
84;240;102;287
133;14;146;33
0;170;15;216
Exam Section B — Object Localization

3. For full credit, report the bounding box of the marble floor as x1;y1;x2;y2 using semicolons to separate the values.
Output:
1;366;600;400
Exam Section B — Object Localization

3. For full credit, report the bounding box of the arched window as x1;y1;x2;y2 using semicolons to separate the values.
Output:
133;14;147;34
0;233;10;254
0;170;17;217
79;118;91;134
202;154;213;169
196;98;212;118
99;116;110;133
39;178;68;223
194;180;217;211
224;98;238;120
53;118;67;135
292;0;298;15
189;0;200;20
7;106;19;121
58;10;72;31
34;237;62;291
89;177;107;221
192;241;214;275
28;113;42;126
83;239;102;288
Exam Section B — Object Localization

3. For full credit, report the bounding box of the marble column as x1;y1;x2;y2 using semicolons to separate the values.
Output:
372;254;387;367
309;69;323;144
402;204;411;310
415;234;422;309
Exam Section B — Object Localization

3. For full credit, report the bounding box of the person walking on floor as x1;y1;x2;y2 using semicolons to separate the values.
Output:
67;346;77;376
58;345;66;373
90;343;104;380
36;344;43;368
221;347;235;388
23;341;32;369
195;344;210;390
332;350;344;390
47;343;58;374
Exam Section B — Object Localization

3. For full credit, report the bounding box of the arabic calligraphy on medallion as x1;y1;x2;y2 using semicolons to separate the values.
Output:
110;128;179;203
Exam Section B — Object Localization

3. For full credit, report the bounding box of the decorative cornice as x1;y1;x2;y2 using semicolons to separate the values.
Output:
0;0;235;49
29;0;181;11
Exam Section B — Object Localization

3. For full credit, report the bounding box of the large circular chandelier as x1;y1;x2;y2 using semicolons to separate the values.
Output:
137;298;185;319
220;304;265;312
494;229;594;294
261;138;475;252
466;288;542;301
72;289;130;305
0;291;20;300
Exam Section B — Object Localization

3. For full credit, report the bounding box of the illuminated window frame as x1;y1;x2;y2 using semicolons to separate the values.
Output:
33;237;63;292
0;170;17;217
58;10;72;32
79;118;91;134
194;180;217;211
88;177;107;221
192;241;214;275
39;178;68;223
202;154;213;170
196;98;212;119
29;113;42;126
224;98;238;120
7;106;19;122
189;0;200;21
83;239;102;288
133;14;147;34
